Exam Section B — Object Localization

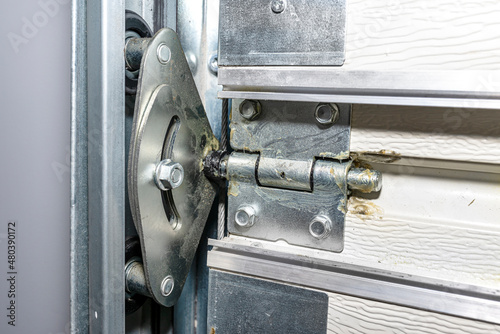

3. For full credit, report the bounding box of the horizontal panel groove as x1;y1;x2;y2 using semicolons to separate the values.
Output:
207;239;500;325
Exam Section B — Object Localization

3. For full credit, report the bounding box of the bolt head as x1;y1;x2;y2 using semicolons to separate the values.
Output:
239;100;262;120
235;206;256;227
208;53;218;74
154;159;184;191
157;43;171;64
271;0;286;13
309;216;332;239
315;103;339;125
160;276;174;297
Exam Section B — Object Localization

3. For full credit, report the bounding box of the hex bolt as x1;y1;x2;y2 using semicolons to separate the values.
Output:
239;100;262;120
271;0;287;13
157;43;171;64
154;159;184;191
160;276;174;297
315;103;339;125
309;216;332;239
347;168;383;193
235;206;256;227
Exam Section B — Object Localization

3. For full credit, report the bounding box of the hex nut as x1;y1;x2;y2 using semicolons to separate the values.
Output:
160;276;174;297
154;159;184;191
315;103;339;125
309;216;332;239
235;206;256;227
239;100;262;120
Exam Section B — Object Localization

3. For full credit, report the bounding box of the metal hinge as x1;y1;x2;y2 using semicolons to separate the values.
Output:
205;100;382;252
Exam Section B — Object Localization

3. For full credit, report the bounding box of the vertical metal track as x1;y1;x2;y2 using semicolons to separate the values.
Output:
70;0;89;332
87;0;125;332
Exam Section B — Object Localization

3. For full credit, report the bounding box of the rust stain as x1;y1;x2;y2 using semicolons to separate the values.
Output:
351;150;401;166
352;169;379;193
210;328;215;334
229;128;235;143
348;197;383;220
338;197;347;214
228;180;240;197
319;150;349;160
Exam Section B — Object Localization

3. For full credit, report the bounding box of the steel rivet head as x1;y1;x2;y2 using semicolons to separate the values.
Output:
157;43;171;64
271;0;287;13
160;276;174;297
315;103;339;125
309;216;332;239
208;53;218;74
235;206;256;227
239;100;262;120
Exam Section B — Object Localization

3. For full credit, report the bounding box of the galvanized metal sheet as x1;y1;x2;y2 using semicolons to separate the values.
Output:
227;153;351;252
218;0;346;66
227;100;351;252
208;270;328;334
230;100;351;160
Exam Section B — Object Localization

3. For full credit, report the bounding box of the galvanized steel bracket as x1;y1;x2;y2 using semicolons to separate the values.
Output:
226;100;380;252
218;0;346;66
127;29;219;306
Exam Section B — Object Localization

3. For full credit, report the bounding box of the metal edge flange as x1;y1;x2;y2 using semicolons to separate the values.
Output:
128;28;219;306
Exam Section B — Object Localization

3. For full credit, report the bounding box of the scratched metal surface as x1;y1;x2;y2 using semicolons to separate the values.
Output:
218;0;346;66
208;270;328;334
230;100;351;160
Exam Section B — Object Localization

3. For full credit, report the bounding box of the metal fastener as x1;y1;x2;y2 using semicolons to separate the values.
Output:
271;0;287;13
208;53;218;74
347;168;383;193
309;216;332;239
235;206;256;227
154;159;184;191
157;43;171;64
239;100;262;120
315;103;339;125
160;276;174;297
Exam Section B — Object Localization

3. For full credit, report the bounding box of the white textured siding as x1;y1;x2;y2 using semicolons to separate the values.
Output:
351;105;500;164
345;0;500;70
328;293;500;333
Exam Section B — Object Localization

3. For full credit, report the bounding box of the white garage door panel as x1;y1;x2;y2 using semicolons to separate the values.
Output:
328;293;500;334
346;0;500;71
351;105;500;164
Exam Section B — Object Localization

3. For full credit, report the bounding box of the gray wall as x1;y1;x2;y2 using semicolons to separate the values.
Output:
0;0;71;332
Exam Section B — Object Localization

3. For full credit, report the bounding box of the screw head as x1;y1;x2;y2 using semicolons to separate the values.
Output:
315;103;339;125
235;206;256;227
154;159;184;191
160;276;174;297
239;100;262;120
157;43;171;64
309;216;332;239
271;0;287;13
208;53;218;74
